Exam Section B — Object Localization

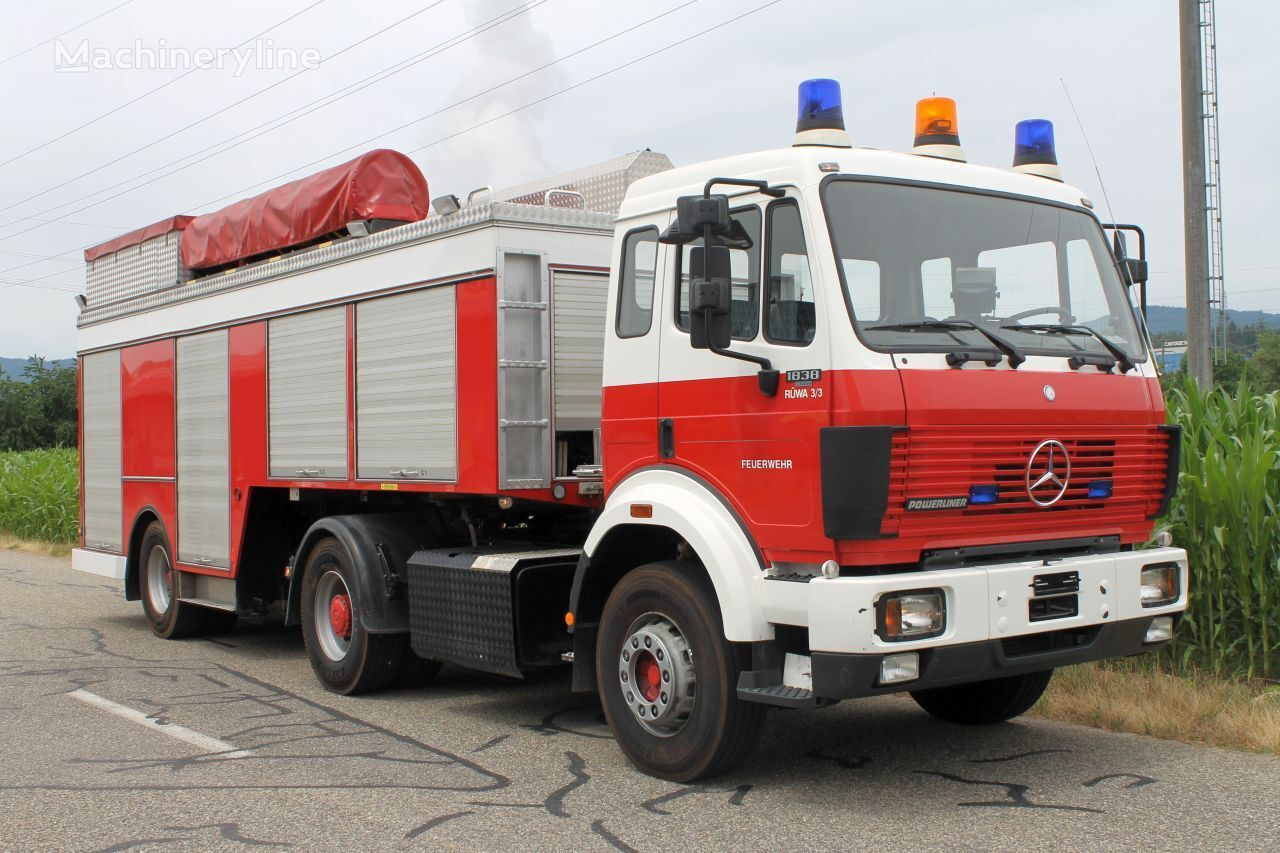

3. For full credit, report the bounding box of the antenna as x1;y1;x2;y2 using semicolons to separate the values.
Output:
1058;79;1118;227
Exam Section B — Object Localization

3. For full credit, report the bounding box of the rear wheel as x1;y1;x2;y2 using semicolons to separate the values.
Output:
596;562;764;782
139;522;206;639
910;670;1054;724
299;537;419;695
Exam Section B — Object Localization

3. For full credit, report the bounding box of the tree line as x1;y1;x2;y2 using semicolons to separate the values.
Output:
0;357;78;452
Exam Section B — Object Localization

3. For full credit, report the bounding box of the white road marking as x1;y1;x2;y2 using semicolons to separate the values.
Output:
68;689;253;759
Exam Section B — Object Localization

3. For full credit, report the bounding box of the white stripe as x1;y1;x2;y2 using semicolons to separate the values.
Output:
69;689;252;759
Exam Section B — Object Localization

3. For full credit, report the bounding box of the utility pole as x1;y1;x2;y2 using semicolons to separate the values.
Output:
1180;0;1213;385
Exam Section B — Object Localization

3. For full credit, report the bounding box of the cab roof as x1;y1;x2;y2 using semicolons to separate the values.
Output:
617;145;1093;221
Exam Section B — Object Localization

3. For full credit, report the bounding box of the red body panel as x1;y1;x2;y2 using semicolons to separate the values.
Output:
604;366;1166;569
120;340;176;478
228;323;268;572
118;341;176;555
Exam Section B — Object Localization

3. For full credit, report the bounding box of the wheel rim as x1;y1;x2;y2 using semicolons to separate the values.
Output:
146;544;172;613
617;612;696;737
314;570;353;661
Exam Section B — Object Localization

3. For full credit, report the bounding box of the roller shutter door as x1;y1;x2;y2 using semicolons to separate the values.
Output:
177;330;230;568
356;287;457;481
82;350;122;552
551;271;607;431
268;307;348;479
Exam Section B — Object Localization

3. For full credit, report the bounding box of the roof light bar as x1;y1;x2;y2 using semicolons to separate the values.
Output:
1012;118;1063;181
793;78;851;148
911;97;965;162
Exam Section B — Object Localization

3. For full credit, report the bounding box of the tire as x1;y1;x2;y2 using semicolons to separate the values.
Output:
596;561;765;782
139;521;206;639
910;670;1054;724
299;537;407;695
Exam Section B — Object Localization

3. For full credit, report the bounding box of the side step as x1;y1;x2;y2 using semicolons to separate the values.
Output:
736;670;817;708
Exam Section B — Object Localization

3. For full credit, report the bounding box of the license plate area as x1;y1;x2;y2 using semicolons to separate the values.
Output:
1028;570;1080;623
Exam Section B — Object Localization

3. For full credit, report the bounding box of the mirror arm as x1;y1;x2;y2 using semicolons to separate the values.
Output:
702;177;785;199
703;312;780;396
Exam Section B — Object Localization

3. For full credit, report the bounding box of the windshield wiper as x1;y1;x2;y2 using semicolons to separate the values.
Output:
866;320;1025;369
1001;322;1135;373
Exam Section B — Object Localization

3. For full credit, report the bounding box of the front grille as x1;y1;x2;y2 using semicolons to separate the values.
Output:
883;426;1171;539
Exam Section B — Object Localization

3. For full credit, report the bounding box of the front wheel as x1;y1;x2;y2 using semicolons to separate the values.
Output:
910;669;1053;724
596;562;764;782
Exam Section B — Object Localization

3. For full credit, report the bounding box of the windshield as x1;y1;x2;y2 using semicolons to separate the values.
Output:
822;179;1145;362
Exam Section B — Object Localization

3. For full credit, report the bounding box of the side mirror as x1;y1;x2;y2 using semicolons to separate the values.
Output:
689;245;733;350
1122;257;1148;285
661;194;731;244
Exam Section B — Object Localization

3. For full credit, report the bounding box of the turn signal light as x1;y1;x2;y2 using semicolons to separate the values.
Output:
877;589;946;642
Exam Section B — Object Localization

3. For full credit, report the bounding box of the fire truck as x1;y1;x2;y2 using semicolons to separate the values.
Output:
73;79;1188;781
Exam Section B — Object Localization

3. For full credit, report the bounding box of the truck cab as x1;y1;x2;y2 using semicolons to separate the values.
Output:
577;83;1186;779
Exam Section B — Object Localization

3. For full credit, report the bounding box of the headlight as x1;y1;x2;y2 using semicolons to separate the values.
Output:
876;589;946;642
1140;563;1180;607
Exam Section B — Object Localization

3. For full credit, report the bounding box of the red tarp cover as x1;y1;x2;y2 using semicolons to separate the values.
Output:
180;149;430;271
84;215;194;262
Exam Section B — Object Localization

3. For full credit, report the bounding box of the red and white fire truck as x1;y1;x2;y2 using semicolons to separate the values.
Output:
73;79;1188;780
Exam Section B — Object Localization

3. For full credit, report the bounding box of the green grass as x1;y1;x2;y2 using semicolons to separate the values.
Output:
0;448;78;544
1162;380;1280;680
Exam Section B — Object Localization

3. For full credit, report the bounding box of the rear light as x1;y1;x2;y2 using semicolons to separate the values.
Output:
1140;563;1180;607
877;589;946;642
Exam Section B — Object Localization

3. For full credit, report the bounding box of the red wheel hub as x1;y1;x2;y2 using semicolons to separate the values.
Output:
329;594;352;640
635;651;661;703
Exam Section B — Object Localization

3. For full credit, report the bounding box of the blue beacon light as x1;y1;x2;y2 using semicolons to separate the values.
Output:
1012;118;1063;181
794;78;850;148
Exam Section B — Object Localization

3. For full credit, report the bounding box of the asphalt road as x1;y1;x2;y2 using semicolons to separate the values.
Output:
1;549;1277;852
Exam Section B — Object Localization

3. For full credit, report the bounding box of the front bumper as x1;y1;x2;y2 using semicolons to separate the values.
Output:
777;545;1188;700
810;615;1174;699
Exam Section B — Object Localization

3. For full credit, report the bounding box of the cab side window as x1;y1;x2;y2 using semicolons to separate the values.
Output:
616;227;659;338
765;202;816;344
675;207;762;340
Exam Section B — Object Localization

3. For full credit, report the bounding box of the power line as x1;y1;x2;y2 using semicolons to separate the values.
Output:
0;0;332;172
190;0;723;213
0;0;688;260
3;0;783;289
0;0;542;229
0;0;139;68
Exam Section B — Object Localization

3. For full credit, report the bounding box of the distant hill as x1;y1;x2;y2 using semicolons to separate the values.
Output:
1142;305;1280;336
0;357;76;382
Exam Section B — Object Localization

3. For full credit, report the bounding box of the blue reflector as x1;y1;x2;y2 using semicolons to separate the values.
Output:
1087;479;1113;499
968;484;999;505
1013;118;1057;167
797;78;845;133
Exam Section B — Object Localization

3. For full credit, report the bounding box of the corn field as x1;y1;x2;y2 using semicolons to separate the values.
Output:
0;448;79;544
1163;380;1280;680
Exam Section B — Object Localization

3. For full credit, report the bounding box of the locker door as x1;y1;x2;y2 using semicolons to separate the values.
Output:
268;307;348;479
82;350;122;552
177;330;230;568
552;271;608;432
356;287;457;481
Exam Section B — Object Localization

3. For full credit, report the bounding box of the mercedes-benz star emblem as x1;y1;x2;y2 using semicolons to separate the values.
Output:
1043;384;1056;402
1026;439;1071;507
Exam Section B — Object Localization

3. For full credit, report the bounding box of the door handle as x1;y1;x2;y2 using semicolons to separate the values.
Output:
659;418;675;459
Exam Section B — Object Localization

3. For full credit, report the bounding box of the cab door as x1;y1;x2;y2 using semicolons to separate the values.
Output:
656;194;833;565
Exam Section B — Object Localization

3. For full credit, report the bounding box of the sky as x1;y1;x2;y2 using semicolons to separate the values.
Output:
0;0;1274;358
